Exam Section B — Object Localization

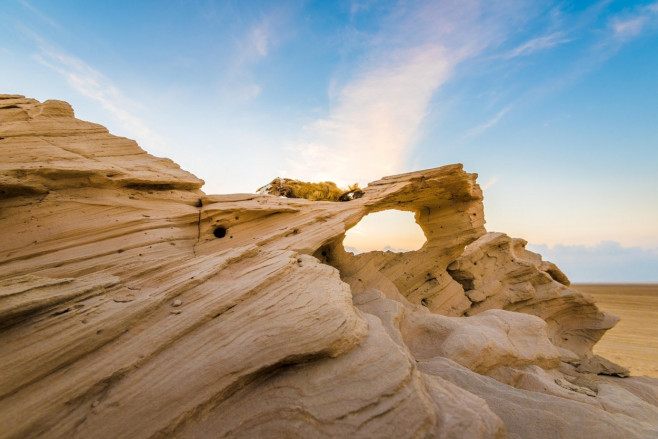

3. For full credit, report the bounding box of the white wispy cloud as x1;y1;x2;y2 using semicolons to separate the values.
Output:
613;16;647;39
14;1;165;154
223;9;289;103
250;22;271;57
481;176;499;190
18;0;63;31
349;0;377;16
236;16;276;66
463;106;511;140
32;44;166;153
287;45;453;185
610;1;658;40
505;32;571;58
286;0;534;186
509;2;658;113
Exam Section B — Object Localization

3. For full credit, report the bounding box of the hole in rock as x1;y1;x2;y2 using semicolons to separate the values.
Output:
213;226;227;238
449;273;474;291
343;210;426;254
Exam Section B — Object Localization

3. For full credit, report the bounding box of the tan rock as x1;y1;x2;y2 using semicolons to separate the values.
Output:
402;309;561;374
447;232;622;362
1;96;656;438
576;354;631;377
177;314;505;439
420;357;658;439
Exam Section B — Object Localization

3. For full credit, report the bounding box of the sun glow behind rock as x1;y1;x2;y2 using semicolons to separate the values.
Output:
343;210;426;253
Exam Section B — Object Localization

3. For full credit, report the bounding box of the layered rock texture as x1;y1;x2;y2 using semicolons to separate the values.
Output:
1;95;657;438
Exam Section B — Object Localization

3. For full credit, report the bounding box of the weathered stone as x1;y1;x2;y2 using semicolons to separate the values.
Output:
0;96;656;438
447;232;622;359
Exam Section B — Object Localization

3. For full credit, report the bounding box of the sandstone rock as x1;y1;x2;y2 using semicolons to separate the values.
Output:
403;309;561;374
576;354;631;377
420;357;658;439
1;96;656;438
177;314;504;439
447;232;622;360
0;95;203;199
554;377;597;397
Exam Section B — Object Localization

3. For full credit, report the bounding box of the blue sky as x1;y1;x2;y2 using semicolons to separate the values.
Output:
1;0;657;281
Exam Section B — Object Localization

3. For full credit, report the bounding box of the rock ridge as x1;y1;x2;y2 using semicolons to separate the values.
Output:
1;96;656;438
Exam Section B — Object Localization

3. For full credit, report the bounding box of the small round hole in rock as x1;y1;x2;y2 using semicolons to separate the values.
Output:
213;227;227;238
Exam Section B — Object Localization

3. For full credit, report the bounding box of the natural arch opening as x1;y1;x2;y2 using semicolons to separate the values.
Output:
343;210;426;254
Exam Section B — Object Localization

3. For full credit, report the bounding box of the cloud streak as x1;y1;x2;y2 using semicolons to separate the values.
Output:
481;176;499;190
463;106;511;140
610;1;658;41
286;0;535;185
18;0;63;31
222;8;291;104
233;15;276;67
504;32;571;58
288;45;453;184
14;2;164;152
31;41;165;153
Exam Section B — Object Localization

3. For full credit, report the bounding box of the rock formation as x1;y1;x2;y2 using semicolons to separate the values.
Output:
1;94;656;438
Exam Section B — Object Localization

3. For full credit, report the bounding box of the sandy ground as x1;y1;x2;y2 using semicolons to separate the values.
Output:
574;284;658;378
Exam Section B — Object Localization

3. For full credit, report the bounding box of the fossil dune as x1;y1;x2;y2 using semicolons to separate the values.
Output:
1;95;657;438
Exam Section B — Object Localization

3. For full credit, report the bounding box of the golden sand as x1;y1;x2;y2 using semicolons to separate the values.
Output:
574;284;658;378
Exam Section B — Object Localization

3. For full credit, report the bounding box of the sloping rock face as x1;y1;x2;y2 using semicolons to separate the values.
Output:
1;95;656;438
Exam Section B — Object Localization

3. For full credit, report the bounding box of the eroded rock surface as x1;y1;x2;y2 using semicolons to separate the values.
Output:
1;95;656;438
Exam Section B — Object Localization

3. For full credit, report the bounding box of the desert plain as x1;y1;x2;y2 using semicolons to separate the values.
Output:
575;283;658;378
